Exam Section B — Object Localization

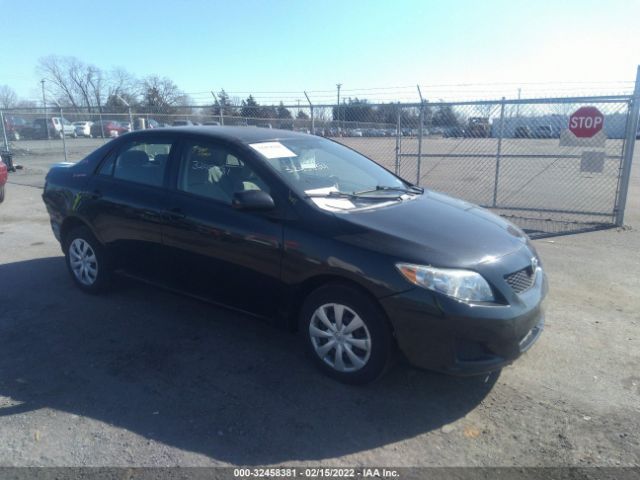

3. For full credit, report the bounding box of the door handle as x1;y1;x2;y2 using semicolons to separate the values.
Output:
165;207;186;220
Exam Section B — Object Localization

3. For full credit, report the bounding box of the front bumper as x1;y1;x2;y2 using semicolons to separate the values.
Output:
380;268;548;375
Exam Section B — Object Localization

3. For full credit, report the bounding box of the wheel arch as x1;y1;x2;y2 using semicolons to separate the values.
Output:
286;274;394;336
59;216;101;246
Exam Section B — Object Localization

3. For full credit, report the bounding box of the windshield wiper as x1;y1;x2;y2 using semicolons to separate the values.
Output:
354;185;424;196
305;191;398;201
305;191;358;199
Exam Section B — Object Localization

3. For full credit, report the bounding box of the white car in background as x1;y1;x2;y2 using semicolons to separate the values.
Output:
73;121;93;138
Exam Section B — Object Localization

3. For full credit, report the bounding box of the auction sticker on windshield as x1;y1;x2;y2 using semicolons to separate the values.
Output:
249;142;297;159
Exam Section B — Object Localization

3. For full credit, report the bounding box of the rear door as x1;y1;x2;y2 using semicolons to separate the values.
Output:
84;134;177;275
162;136;285;317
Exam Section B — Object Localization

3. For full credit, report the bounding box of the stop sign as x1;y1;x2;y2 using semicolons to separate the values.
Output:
569;106;604;138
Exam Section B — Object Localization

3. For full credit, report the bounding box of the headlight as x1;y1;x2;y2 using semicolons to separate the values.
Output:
396;263;495;302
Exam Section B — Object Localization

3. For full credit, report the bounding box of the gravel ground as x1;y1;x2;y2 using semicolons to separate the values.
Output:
0;138;638;467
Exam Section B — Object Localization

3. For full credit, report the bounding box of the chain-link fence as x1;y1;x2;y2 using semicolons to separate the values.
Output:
2;86;638;238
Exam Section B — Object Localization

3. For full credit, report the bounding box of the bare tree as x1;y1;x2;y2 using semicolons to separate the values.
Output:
0;85;18;109
107;68;140;104
140;75;183;110
37;55;106;111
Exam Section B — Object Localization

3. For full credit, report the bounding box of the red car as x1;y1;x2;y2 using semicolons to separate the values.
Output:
0;157;7;203
90;120;128;138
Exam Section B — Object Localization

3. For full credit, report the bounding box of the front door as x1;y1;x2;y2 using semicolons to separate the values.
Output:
162;137;284;317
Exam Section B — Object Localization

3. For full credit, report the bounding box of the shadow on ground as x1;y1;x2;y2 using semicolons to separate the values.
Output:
0;257;498;464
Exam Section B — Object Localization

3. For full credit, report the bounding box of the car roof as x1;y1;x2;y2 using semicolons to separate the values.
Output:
133;126;311;144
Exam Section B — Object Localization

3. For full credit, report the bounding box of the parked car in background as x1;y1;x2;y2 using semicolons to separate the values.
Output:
24;117;77;139
43;127;546;384
120;121;132;132
90;120;128;138
533;125;554;139
0;156;7;203
3;116;30;140
203;121;221;126
172;120;194;126
515;126;532;138
73;121;94;138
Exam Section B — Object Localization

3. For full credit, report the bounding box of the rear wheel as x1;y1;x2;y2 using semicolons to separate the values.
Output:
63;226;111;293
300;283;394;384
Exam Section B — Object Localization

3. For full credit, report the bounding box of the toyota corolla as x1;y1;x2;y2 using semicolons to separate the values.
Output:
43;127;547;383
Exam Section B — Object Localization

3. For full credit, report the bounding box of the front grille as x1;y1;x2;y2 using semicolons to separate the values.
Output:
505;267;536;294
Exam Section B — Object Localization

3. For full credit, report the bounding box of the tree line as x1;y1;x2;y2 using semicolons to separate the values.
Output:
0;54;461;126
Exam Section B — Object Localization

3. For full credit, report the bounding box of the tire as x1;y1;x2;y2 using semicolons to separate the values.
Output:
63;226;112;293
300;283;394;384
0;185;5;203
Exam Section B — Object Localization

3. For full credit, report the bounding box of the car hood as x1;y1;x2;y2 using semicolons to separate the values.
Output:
333;190;529;268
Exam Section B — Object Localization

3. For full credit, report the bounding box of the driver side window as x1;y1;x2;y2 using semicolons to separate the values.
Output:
177;141;270;204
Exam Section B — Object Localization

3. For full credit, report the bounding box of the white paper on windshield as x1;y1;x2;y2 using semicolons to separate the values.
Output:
249;142;297;159
299;155;317;170
305;187;355;211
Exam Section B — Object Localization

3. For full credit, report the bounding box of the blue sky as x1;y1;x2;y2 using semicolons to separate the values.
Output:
2;0;639;104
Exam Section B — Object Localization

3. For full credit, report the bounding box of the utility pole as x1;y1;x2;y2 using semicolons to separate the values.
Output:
116;95;133;131
336;83;342;134
41;79;50;140
516;87;521;118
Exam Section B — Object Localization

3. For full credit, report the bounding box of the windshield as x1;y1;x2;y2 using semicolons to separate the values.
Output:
250;137;413;201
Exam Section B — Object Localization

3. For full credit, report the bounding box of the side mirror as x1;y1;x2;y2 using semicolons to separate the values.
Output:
232;190;275;211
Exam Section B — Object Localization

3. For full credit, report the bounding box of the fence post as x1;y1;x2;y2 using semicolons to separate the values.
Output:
492;97;506;208
211;91;224;125
395;105;401;175
304;91;314;135
615;65;640;226
417;102;424;185
0;110;9;151
59;106;68;163
98;105;105;142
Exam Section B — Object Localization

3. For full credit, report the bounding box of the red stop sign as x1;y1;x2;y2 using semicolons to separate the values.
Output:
569;106;604;138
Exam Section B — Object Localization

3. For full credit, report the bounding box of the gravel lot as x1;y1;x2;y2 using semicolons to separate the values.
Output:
0;137;639;467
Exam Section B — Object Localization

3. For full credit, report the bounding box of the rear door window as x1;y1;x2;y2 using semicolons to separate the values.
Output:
112;139;173;187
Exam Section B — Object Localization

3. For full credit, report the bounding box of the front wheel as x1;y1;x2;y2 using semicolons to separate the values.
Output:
63;226;111;293
300;283;394;384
